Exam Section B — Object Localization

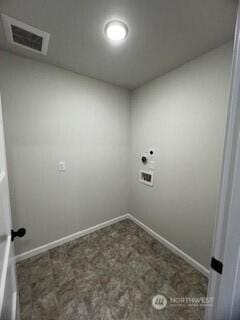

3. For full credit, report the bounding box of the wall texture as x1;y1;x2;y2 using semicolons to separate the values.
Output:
0;51;130;254
0;43;232;267
130;43;232;268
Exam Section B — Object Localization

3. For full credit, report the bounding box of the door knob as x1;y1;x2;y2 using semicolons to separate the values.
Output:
11;228;26;241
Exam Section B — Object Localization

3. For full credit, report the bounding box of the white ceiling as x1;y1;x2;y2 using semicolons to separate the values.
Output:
0;0;237;89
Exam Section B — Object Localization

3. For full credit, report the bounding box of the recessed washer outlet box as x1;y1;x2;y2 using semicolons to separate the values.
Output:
139;170;154;187
1;14;50;55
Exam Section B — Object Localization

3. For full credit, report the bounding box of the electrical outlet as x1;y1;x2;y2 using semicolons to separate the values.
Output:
59;161;66;172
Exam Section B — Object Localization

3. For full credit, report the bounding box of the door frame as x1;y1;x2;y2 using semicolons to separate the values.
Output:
0;94;19;320
205;2;240;319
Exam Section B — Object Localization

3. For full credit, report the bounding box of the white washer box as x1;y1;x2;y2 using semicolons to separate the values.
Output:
139;170;154;187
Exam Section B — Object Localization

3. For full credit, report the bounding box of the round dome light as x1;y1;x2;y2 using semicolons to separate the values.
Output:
105;21;128;42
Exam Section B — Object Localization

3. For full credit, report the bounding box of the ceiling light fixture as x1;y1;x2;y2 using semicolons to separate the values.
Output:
105;20;128;43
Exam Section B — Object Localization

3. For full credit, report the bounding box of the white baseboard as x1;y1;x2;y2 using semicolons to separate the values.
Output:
126;213;210;278
11;291;17;320
15;214;129;262
0;235;11;316
15;212;210;278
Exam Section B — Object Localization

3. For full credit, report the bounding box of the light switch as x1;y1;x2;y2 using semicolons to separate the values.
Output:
59;161;66;172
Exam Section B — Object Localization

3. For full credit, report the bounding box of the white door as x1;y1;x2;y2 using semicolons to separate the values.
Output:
205;2;240;320
0;95;19;320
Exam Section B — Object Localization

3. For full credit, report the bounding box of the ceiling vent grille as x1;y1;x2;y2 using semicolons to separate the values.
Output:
1;14;50;55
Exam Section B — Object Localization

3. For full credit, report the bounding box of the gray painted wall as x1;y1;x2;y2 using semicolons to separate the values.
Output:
0;43;232;268
130;43;232;268
0;51;130;254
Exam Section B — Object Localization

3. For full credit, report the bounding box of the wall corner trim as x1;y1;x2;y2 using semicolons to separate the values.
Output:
15;214;129;262
15;212;210;278
126;213;210;278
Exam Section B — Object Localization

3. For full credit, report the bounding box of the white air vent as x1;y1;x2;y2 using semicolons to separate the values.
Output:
1;14;50;55
139;170;154;187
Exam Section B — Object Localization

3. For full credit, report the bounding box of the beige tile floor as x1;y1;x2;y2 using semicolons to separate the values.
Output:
17;219;208;320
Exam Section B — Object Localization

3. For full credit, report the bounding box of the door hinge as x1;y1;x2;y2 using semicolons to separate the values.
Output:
211;257;223;274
